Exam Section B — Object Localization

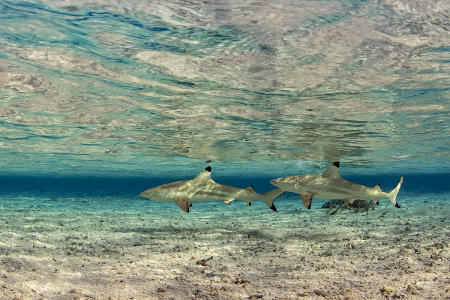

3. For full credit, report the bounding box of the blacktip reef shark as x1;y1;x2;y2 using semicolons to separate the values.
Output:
140;166;284;213
270;162;403;209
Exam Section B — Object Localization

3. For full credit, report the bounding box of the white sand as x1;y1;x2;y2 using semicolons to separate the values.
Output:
0;194;448;299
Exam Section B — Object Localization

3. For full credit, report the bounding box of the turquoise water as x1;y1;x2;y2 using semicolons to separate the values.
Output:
0;0;448;179
0;1;449;297
0;0;448;227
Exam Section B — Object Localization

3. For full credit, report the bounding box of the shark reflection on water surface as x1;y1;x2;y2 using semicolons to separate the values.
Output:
140;166;284;213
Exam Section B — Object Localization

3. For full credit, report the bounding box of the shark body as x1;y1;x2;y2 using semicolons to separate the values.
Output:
270;162;403;209
140;166;284;213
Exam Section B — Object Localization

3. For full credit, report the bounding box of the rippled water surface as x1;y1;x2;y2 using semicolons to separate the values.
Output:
0;0;448;177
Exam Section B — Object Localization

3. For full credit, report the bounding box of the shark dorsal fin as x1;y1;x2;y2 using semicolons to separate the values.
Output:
194;166;213;183
322;162;341;178
245;185;255;192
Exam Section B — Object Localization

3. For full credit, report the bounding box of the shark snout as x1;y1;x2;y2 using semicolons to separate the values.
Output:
140;188;158;199
270;178;282;187
270;176;298;191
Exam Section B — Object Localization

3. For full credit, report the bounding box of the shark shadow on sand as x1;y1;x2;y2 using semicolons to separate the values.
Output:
322;199;376;215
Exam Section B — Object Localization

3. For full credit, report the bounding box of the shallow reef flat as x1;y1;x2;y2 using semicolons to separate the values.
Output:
0;193;448;299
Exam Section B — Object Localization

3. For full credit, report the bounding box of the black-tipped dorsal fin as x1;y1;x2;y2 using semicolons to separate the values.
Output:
195;167;213;182
322;162;341;178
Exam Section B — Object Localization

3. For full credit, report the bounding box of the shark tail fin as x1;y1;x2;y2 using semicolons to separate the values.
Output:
262;188;284;212
388;176;403;208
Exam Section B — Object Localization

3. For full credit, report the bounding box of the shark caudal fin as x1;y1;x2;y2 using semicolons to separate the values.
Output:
262;188;284;212
388;176;403;208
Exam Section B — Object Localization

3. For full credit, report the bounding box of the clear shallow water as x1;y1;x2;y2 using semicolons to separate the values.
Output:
0;0;448;178
0;172;448;209
1;3;450;298
0;175;449;298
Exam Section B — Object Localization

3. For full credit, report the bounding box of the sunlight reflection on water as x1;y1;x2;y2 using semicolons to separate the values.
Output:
0;0;448;177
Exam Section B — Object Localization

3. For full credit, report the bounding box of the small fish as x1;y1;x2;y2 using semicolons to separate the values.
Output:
140;166;284;213
270;162;403;209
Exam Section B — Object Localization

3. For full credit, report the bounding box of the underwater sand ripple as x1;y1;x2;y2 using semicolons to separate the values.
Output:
0;195;448;299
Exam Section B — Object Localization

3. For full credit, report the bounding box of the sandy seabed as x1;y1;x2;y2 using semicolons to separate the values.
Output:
0;193;448;300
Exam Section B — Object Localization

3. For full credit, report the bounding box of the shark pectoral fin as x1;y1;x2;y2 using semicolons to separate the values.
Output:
175;197;190;213
301;192;314;209
223;199;233;205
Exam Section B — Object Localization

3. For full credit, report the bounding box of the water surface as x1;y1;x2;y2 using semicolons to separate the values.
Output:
0;2;449;297
0;0;448;177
